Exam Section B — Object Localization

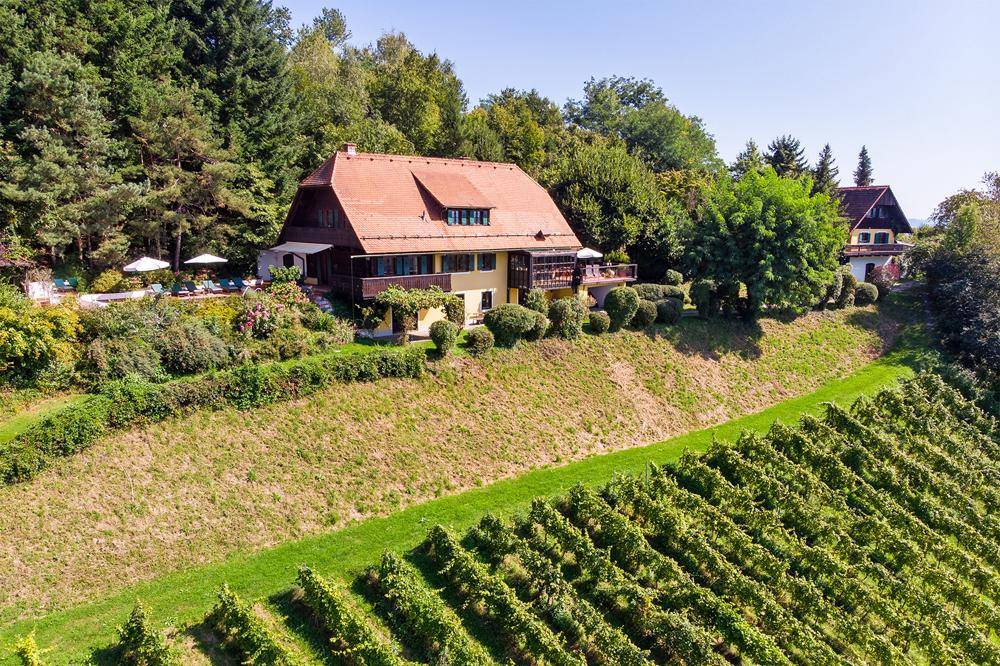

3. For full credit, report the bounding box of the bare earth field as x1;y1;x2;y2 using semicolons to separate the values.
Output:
0;306;898;625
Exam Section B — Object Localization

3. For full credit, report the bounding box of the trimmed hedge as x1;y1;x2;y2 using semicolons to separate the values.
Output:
588;311;610;334
604;287;639;332
631;299;658;328
663;269;684;286
634;283;684;303
525;311;550;342
429;320;458;355
655;298;683;324
466;327;494;356
854;282;879;306
547;298;586;339
484;303;537;346
0;346;426;486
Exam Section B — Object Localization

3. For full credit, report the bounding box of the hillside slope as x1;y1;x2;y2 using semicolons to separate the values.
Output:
0;304;908;625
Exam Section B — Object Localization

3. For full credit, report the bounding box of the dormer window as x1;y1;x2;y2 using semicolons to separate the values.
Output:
446;208;490;226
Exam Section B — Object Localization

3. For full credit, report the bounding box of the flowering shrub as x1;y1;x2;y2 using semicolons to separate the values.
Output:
267;280;310;309
268;264;301;283
235;294;284;339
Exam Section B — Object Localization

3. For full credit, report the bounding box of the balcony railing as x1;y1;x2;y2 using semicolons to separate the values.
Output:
843;243;912;257
579;263;638;284
359;273;452;299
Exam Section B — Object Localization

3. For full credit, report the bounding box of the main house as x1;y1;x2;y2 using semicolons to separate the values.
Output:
836;184;913;282
258;145;636;332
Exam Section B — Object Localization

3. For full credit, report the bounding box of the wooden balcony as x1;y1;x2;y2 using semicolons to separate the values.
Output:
359;273;451;299
843;243;912;257
579;263;638;284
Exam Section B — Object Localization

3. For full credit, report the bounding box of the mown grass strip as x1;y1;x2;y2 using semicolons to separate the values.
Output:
0;394;87;445
0;330;924;663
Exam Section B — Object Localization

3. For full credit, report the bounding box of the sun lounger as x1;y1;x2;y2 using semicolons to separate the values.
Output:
202;280;223;294
183;281;203;295
170;284;187;297
149;283;166;296
232;277;248;290
53;278;73;291
219;279;236;291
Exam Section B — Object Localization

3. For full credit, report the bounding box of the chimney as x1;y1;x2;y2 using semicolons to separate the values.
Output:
343;142;357;156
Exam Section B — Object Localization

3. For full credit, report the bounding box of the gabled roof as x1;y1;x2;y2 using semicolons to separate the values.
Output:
836;185;913;234
295;151;581;255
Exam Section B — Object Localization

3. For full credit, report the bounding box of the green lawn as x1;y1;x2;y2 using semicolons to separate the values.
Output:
0;324;926;662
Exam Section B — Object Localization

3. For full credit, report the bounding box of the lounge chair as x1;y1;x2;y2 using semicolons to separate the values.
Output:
232;277;248;290
149;283;166;296
218;278;236;291
183;281;202;295
170;284;188;297
54;278;73;291
202;280;223;294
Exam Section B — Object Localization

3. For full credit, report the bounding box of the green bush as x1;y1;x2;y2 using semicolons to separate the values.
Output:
836;268;858;309
484;303;537;346
271;323;310;360
430;320;459;355
523;288;548;314
467;327;494;356
442;295;466;326
0;306;67;382
588;311;610;334
816;268;845;310
80;337;163;384
547;297;587;339
631;299;657;328
663;269;684;286
155;318;229;374
525;311;549;341
79;299;171;343
210;584;297;664
303;311;354;344
655;298;683;324
13;632;43;666
91;269;126;294
854;282;879;306
114;601;177;665
689;279;719;317
634;283;684;302
604;287;639;331
268;265;301;284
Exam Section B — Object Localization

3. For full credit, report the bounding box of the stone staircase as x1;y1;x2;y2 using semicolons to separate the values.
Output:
302;285;335;314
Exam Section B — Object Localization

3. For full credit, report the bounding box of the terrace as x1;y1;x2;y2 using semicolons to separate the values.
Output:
508;250;637;291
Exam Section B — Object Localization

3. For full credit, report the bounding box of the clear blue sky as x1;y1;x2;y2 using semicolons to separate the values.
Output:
282;0;999;219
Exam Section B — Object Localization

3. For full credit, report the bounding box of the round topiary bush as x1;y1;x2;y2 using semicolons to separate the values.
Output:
836;268;858;309
467;327;494;356
631;299;657;328
547;297;587;339
655;297;683;324
854;282;879;306
523;288;548;314
604;287;639;331
663;269;684;286
483;302;537;346
588;311;610;334
524;311;549;341
429;319;459;355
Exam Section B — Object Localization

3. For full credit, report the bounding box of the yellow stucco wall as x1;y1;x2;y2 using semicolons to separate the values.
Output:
851;228;894;244
448;251;509;321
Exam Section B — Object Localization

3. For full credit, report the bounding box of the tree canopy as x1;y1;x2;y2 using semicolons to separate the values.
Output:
682;168;846;315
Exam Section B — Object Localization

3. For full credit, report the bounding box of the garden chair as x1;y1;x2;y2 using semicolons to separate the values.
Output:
183;281;203;295
149;283;166;297
54;278;73;291
67;277;79;289
202;280;223;294
220;279;239;291
232;277;248;290
170;284;188;297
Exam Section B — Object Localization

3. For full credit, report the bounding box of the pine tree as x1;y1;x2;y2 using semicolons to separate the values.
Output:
1;51;137;266
730;139;765;180
811;143;839;195
854;145;874;186
131;81;246;269
764;135;808;178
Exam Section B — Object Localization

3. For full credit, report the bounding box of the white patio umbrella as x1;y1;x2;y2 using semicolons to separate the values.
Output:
576;247;603;259
184;253;227;265
123;256;170;272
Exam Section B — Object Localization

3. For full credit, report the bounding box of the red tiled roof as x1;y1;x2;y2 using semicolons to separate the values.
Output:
297;151;581;255
836;185;888;227
411;170;494;209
